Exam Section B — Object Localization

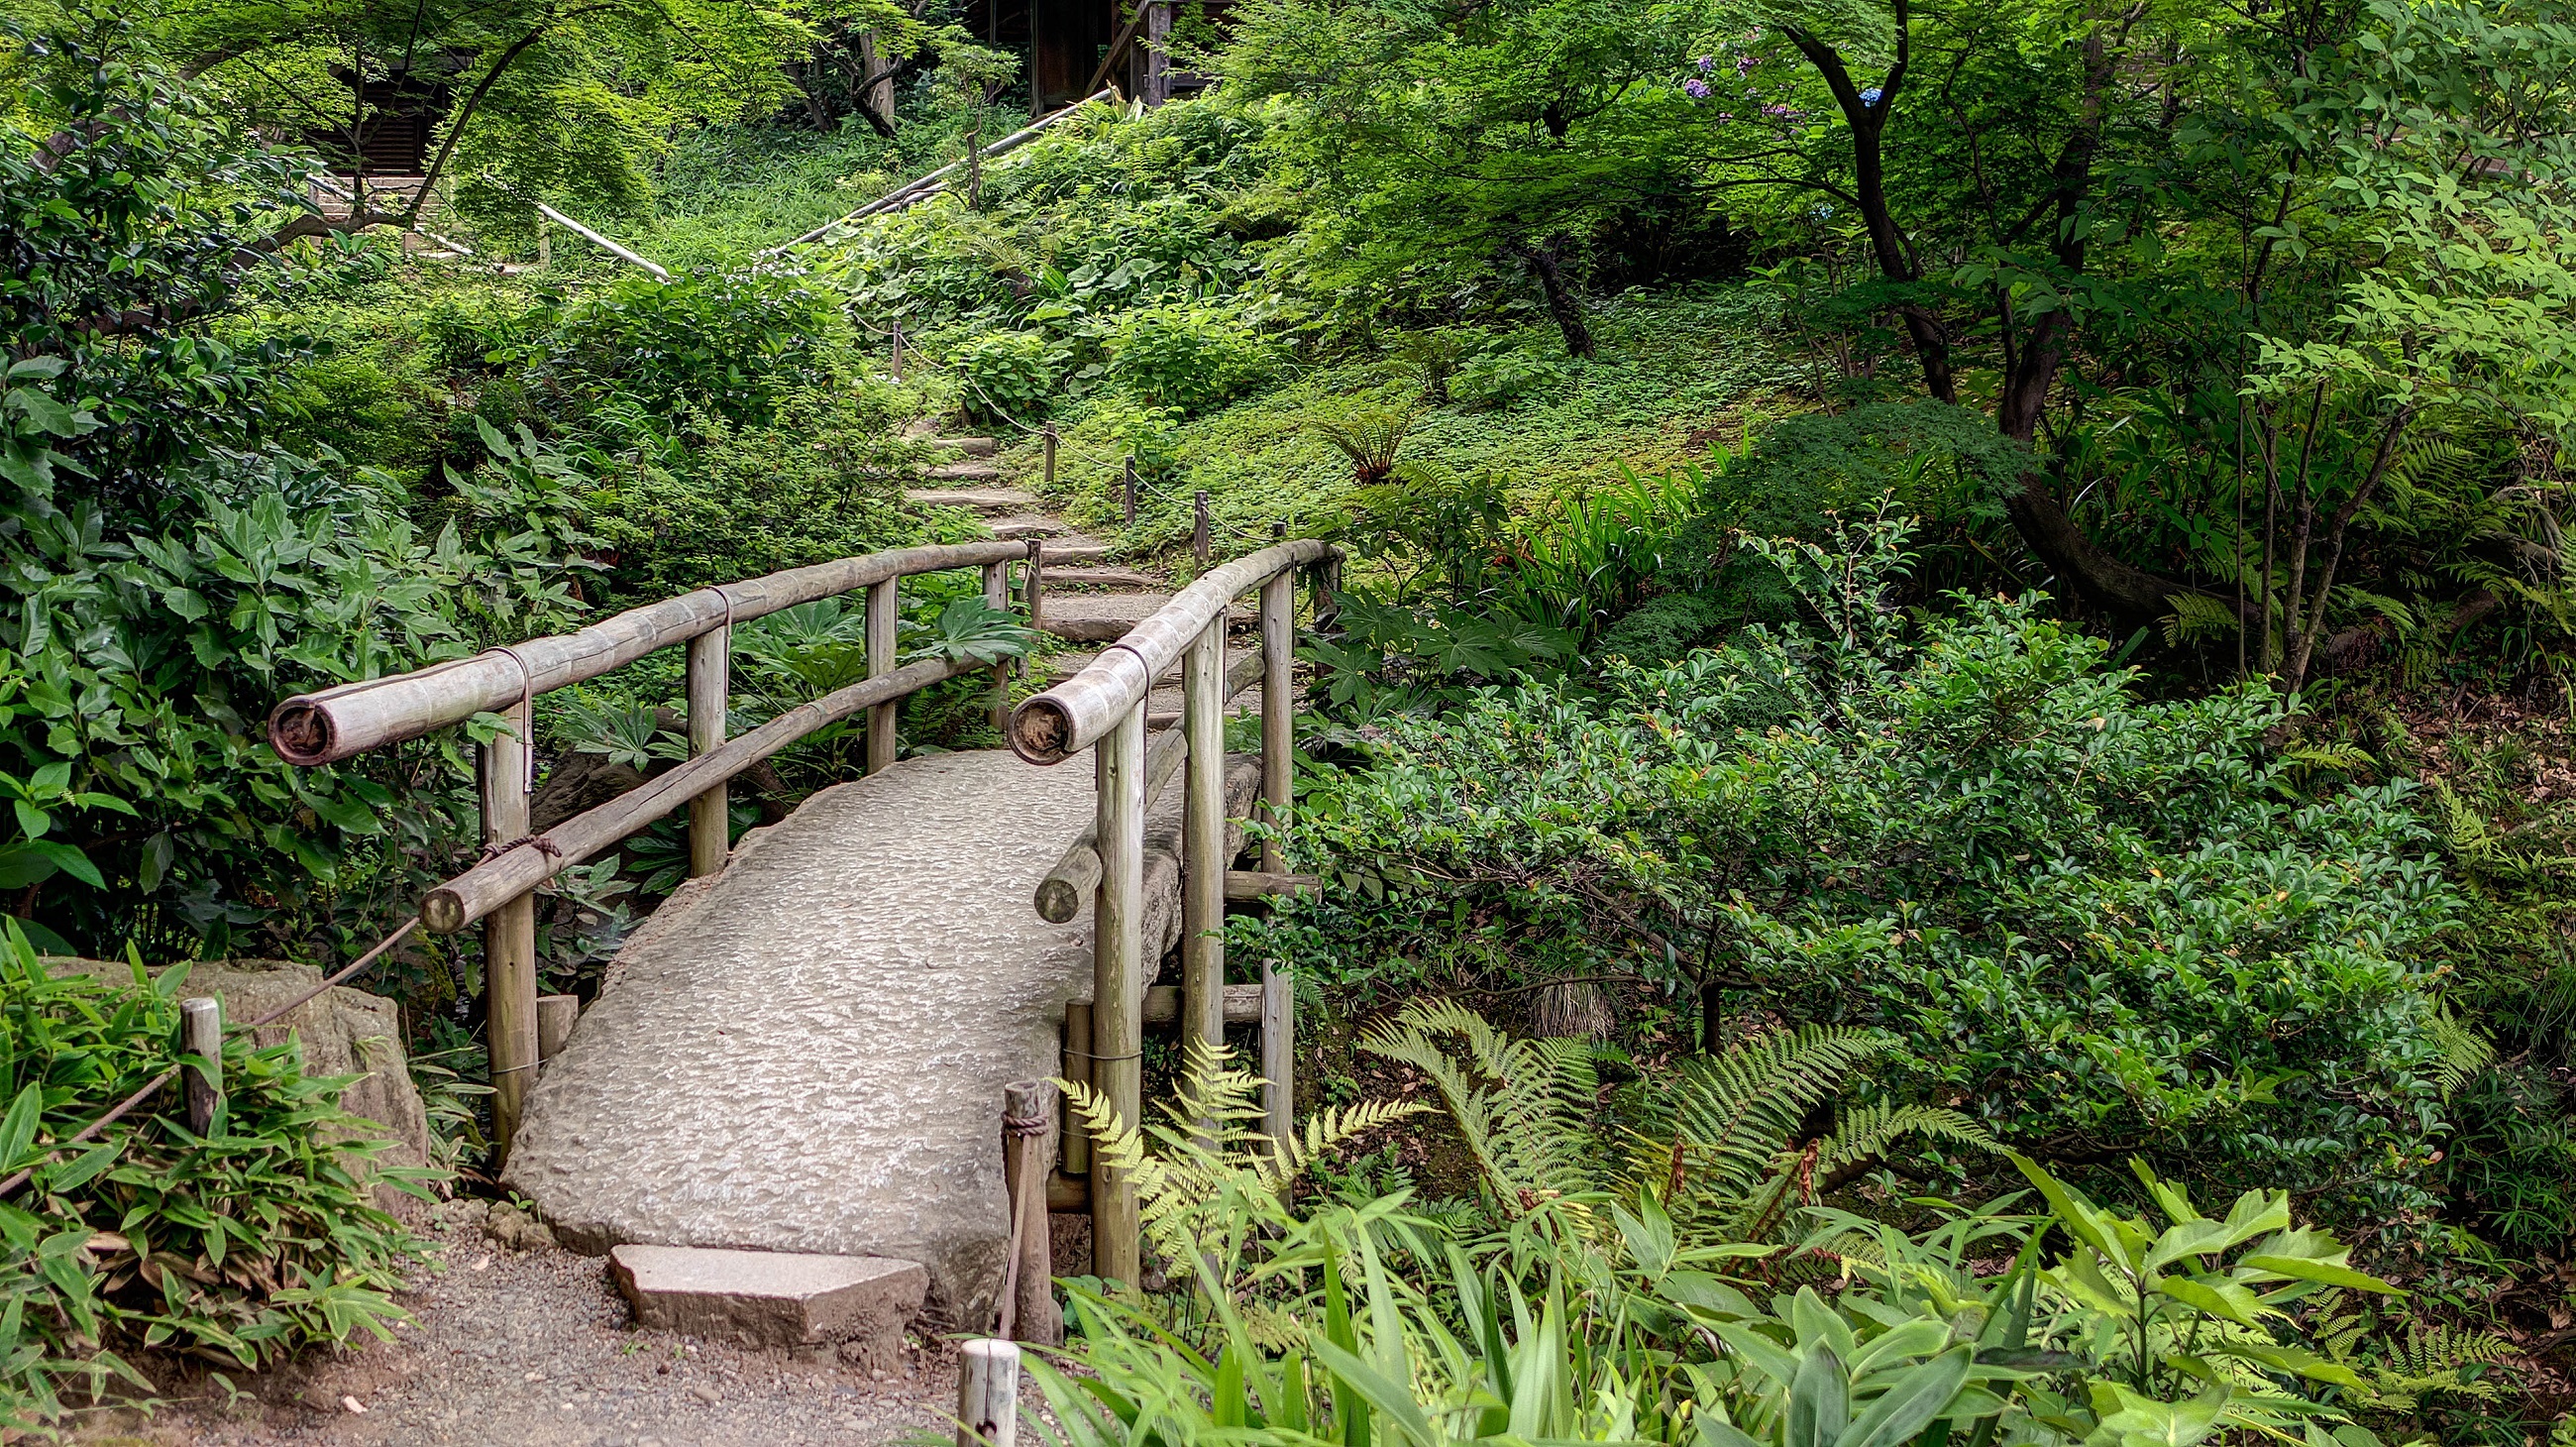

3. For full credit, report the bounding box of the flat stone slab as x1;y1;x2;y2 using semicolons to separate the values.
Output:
610;1245;924;1360
987;513;1070;539
926;461;1002;482
505;751;1099;1326
934;436;999;457
1039;540;1111;566
1041;567;1163;589
907;488;1039;512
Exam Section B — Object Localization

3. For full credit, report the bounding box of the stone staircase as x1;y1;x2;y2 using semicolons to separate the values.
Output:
902;427;1258;722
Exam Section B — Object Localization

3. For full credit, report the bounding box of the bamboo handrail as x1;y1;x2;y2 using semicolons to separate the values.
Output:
421;655;980;935
762;89;1116;255
1032;645;1262;923
268;540;1028;766
1008;540;1333;763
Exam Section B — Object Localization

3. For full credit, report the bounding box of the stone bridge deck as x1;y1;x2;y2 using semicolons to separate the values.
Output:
502;749;1099;1325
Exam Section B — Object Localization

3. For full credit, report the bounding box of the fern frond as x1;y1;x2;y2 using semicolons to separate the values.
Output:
1361;999;1603;1208
2163;592;2241;647
2423;1004;2496;1096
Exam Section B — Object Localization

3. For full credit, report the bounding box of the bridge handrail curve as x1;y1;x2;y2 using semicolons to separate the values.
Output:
268;539;1033;766
1004;538;1336;764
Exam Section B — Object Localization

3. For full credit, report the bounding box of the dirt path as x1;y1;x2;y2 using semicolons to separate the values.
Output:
82;1205;960;1447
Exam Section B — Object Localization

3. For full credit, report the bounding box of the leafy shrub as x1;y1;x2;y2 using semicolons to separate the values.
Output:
1266;511;2465;1219
944;329;1057;423
1450;339;1568;409
0;926;430;1426
1106;303;1279;414
536;270;850;429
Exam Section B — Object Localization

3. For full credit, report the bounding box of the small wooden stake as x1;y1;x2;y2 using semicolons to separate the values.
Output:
180;996;222;1133
866;577;899;774
1041;425;1058;492
1059;1002;1091;1176
1193;491;1210;569
1021;536;1044;635
999;1080;1062;1345
1122;456;1137;528
537;994;579;1064
956;1338;1020;1447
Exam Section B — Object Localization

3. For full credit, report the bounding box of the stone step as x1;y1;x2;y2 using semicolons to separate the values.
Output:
1040;567;1164;590
609;1245;925;1368
935;436;999;457
989;513;1072;539
906;488;1039;513
1039;592;1182;642
926;460;1003;483
1040;540;1112;566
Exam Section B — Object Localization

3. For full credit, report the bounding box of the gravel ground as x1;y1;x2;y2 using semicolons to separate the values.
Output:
73;1202;964;1447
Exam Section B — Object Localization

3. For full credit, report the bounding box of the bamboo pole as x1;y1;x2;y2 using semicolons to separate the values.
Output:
955;1339;1020;1447
1059;1002;1091;1176
269;541;1026;766
1139;982;1264;1026
1180;620;1226;1072
1258;566;1293;874
483;698;539;1165
1009;542;1332;764
984;560;1013;737
999;1080;1062;1345
763;89;1113;254
424;657;980;934
1032;646;1261;923
180;997;222;1133
1261;961;1293;1151
867;578;899;774
687;624;729;877
532;202;669;280
1090;704;1146;1287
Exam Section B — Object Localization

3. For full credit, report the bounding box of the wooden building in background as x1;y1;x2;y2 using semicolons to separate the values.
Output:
969;0;1226;113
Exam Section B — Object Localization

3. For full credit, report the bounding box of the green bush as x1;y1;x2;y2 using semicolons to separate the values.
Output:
944;329;1056;423
0;926;430;1426
1262;511;2465;1220
1105;302;1280;414
535;270;851;430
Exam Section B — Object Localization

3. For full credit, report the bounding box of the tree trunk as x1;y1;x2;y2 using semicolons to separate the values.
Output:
1517;238;1595;359
856;33;898;136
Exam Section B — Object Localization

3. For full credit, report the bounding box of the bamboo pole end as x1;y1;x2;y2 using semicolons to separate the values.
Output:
422;888;470;937
267;699;338;766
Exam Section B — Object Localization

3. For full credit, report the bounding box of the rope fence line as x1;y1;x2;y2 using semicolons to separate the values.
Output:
0;915;426;1199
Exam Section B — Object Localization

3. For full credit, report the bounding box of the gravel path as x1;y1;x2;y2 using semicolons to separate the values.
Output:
79;1204;963;1447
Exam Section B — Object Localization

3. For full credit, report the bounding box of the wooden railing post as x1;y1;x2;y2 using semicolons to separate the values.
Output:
1021;536;1044;636
1192;491;1210;569
999;1079;1062;1345
1122;456;1138;528
867;577;899;774
1258;560;1294;875
1180;618;1226;1075
1260;959;1293;1151
1090;704;1146;1287
483;697;539;1164
1059;1001;1091;1177
983;559;1012;737
686;622;729;877
1041;424;1058;492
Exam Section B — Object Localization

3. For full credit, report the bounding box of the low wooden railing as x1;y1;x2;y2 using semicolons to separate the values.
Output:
268;539;1045;1158
1007;537;1341;1286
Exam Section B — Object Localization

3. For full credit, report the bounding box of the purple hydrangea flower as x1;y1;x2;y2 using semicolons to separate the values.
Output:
1764;102;1792;118
1684;77;1712;99
1695;55;1717;73
1859;85;1883;105
1736;54;1757;76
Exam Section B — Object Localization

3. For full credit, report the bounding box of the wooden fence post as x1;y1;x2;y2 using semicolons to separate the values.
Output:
1091;705;1146;1287
1258;560;1294;875
686;622;729;877
1193;491;1210;569
1041;425;1058;493
1000;1079;1062;1345
956;1338;1020;1447
1021;537;1044;636
1122;456;1138;528
1261;960;1293;1152
483;697;539;1163
1059;1002;1091;1176
983;560;1012;737
180;997;222;1133
1181;619;1226;1079
867;577;899;774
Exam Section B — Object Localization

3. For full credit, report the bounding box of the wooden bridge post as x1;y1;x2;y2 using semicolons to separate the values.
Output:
1258;553;1294;875
686;622;729;877
866;577;899;774
1261;960;1293;1151
1058;1001;1090;1176
1180;618;1226;1077
483;697;540;1163
1090;703;1146;1287
982;559;1012;737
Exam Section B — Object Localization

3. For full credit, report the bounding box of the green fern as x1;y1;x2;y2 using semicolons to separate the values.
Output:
2312;1291;2512;1412
2162;591;2241;647
2424;1003;2497;1096
1364;1003;1992;1249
